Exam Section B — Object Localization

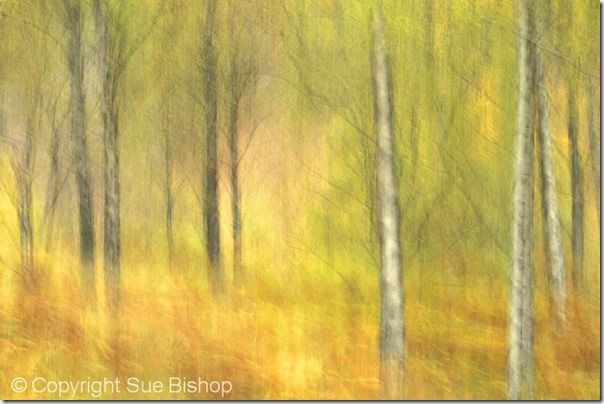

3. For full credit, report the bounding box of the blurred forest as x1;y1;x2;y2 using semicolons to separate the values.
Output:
0;0;600;400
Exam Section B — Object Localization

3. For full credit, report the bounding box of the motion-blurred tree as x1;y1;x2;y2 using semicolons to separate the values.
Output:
508;0;535;399
93;0;121;311
63;0;96;305
372;1;404;397
200;0;223;294
224;0;261;287
567;80;584;290
534;0;567;330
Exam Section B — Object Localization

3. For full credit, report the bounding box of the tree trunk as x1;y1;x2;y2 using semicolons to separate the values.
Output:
67;0;96;305
202;0;223;294
43;120;60;252
94;0;121;312
19;112;35;286
568;85;584;290
0;90;3;151
163;105;174;272
587;82;599;225
372;2;404;398
423;0;434;72
228;98;243;286
534;1;567;330
508;0;536;399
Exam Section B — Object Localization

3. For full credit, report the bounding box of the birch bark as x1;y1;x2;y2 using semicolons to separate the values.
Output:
372;1;404;398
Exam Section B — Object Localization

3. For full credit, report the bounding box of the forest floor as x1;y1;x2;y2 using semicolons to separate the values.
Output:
0;251;600;400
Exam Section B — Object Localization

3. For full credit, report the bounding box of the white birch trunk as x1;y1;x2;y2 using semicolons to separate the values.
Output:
372;1;404;398
508;0;535;399
534;3;567;329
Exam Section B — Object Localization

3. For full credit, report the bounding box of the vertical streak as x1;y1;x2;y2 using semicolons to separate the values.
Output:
508;0;535;399
373;1;404;398
67;0;97;305
94;0;121;312
568;85;584;289
534;0;567;330
202;0;223;294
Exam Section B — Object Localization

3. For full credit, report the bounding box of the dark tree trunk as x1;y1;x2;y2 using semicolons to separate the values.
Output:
587;82;599;224
163;106;174;272
228;98;242;286
43;121;60;251
19;112;35;286
66;0;96;305
202;0;223;294
568;85;584;290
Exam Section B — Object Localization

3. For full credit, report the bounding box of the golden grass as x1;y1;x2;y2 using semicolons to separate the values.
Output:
0;248;599;400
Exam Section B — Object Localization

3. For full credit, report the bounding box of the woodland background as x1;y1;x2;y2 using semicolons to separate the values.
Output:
0;0;599;399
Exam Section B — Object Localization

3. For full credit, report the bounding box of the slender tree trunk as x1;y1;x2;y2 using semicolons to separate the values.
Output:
568;85;584;290
67;0;96;305
508;1;536;399
587;82;599;225
424;0;434;72
372;2;404;398
19;112;35;286
94;0;121;312
202;0;223;294
163;105;174;272
0;89;3;150
228;98;243;286
534;1;566;329
43;121;60;251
